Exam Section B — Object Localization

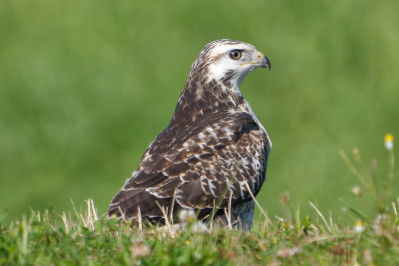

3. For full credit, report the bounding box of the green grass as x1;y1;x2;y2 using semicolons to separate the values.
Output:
1;0;399;229
1;197;398;265
1;145;398;265
1;1;398;263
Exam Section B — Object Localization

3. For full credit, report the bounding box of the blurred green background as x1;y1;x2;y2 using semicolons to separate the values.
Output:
1;0;398;222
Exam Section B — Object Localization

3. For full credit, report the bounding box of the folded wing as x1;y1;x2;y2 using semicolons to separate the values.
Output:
108;112;269;221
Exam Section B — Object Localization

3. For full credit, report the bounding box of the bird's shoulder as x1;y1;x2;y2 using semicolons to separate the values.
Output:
136;111;261;174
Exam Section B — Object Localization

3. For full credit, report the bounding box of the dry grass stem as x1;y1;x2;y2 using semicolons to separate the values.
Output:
169;189;177;223
223;208;232;230
155;201;175;238
309;201;331;233
117;206;127;222
339;150;371;192
137;206;143;234
61;211;70;233
244;182;270;225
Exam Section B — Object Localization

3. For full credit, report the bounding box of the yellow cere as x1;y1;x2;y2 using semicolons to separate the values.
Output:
257;51;265;59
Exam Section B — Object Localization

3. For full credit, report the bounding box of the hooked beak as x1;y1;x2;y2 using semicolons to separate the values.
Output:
257;51;271;70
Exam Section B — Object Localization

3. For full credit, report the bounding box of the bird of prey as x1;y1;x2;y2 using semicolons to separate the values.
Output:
108;39;271;229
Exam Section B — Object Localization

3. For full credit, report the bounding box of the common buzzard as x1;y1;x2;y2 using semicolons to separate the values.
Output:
108;39;271;229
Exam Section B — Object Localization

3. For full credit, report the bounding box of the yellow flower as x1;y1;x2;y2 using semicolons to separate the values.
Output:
384;133;394;150
354;220;365;233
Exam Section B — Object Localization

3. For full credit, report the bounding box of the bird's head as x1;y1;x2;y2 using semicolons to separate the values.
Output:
189;39;271;90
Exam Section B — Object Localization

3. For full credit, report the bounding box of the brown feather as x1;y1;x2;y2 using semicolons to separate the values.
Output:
108;40;271;228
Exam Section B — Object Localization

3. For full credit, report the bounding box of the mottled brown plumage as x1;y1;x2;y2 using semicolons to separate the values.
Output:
108;39;271;229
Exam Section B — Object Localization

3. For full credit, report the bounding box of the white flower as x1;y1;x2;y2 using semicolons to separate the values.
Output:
354;220;365;233
351;186;362;197
384;133;394;150
191;222;209;233
178;209;196;222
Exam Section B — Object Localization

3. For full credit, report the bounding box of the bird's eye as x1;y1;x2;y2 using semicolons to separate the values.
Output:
229;50;242;60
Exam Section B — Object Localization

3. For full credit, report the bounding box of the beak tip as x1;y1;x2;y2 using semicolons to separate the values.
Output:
265;56;271;71
259;55;271;71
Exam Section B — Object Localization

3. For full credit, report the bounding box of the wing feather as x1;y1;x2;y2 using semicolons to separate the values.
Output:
108;112;269;221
